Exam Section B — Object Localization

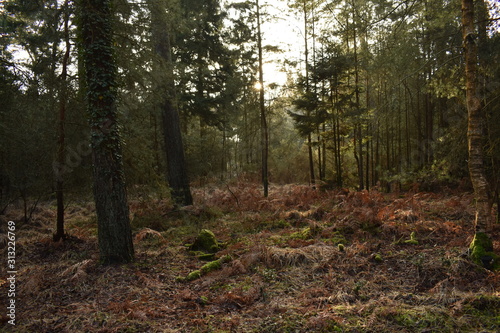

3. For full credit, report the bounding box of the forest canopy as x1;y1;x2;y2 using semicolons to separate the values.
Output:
0;0;499;209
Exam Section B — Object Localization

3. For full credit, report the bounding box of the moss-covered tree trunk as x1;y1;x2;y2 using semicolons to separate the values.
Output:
78;0;134;264
462;0;496;269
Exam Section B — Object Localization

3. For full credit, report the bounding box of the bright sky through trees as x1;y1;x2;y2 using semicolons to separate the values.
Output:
249;0;500;87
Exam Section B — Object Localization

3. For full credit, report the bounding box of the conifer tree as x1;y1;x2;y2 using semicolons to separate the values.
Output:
256;0;269;197
148;0;193;206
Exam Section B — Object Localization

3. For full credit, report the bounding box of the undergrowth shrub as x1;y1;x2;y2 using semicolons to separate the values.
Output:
193;183;337;213
134;228;165;244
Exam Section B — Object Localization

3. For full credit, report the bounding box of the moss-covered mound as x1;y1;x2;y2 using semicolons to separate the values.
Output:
469;232;499;270
189;229;220;253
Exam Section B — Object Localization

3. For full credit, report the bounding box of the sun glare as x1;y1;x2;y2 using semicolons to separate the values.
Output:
254;81;263;90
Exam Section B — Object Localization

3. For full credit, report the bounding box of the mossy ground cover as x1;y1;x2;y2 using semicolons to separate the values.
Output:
1;184;499;332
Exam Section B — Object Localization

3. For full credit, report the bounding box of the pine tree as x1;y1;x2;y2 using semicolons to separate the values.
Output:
54;0;71;242
256;0;269;197
148;0;193;206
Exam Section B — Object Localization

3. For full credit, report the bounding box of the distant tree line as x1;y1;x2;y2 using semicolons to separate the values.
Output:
0;0;499;258
288;0;500;195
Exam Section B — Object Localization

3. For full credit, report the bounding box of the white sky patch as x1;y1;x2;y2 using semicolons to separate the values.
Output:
257;0;303;87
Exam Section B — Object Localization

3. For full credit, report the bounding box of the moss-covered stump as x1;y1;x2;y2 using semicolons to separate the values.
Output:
189;229;220;254
177;255;232;282
469;232;499;270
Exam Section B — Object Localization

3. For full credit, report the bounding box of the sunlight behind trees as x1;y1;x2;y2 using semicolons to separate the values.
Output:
1;0;499;198
0;0;499;250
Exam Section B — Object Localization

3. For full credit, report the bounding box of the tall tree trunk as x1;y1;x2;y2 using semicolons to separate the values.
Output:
375;118;380;185
149;0;193;206
302;0;315;187
162;97;193;205
416;80;423;169
397;85;402;175
307;133;315;186
243;88;251;167
334;124;341;186
403;80;412;169
352;15;363;190
365;127;370;190
78;0;134;264
317;128;322;182
54;0;71;242
321;123;326;181
365;77;371;189
151;113;162;176
332;85;342;187
256;0;269;197
462;0;496;269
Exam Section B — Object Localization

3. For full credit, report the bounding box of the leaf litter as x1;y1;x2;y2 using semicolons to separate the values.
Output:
1;183;499;332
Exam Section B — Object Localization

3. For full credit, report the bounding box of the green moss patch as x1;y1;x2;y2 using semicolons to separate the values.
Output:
178;255;232;282
469;232;499;270
404;231;419;245
463;295;500;328
330;231;347;245
189;229;221;254
290;227;313;240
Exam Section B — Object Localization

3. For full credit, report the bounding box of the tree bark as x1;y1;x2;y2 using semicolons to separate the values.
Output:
78;0;134;264
54;0;71;242
256;0;269;197
462;0;492;234
302;0;315;187
461;0;498;271
149;1;193;206
352;25;364;190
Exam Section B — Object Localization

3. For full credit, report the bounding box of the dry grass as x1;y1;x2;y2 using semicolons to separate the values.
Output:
1;184;499;332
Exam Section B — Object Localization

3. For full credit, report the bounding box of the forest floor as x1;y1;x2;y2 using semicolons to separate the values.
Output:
1;182;500;333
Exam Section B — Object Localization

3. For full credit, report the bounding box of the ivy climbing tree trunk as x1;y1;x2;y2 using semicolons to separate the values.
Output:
461;0;497;269
149;0;193;206
78;0;134;264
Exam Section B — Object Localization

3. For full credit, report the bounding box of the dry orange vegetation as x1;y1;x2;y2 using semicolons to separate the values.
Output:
1;183;499;332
